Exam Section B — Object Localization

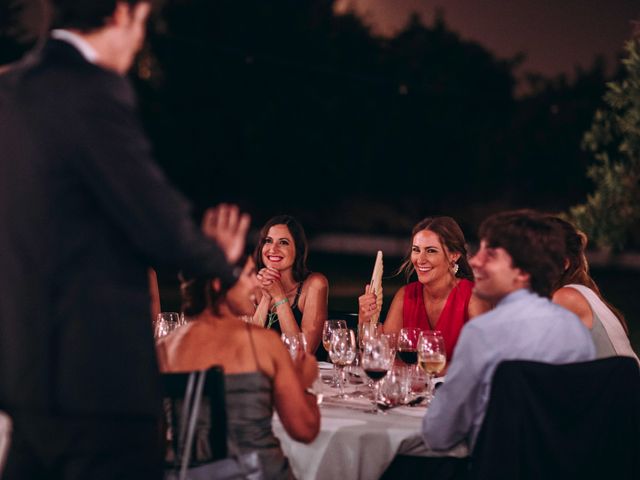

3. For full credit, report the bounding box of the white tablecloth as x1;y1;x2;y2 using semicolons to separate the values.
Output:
273;374;468;480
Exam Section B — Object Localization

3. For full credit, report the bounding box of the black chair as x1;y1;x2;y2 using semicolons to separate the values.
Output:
470;357;640;480
161;366;227;467
316;311;359;361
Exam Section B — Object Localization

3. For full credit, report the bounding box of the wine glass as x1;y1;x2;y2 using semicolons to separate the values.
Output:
281;332;307;359
154;312;180;339
380;332;397;356
397;327;421;366
417;331;446;404
357;322;381;351
379;365;410;407
360;336;393;413
329;329;357;398
323;320;347;385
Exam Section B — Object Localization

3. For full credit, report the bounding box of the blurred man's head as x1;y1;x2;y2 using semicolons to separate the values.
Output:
470;210;566;304
51;0;151;74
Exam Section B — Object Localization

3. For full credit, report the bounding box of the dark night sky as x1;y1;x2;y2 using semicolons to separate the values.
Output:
336;0;639;80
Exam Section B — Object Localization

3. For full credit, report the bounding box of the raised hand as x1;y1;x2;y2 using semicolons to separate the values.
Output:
358;284;380;322
202;203;250;264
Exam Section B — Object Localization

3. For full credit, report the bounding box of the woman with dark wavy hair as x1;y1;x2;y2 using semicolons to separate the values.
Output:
549;216;639;362
251;215;328;354
359;216;490;360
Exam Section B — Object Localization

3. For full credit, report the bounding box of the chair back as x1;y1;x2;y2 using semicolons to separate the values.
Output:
162;366;227;467
470;357;640;480
0;411;11;475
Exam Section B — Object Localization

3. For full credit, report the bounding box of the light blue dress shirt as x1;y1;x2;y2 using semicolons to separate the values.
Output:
422;288;596;451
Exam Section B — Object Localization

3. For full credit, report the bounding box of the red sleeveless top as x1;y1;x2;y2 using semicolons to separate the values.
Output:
402;278;474;360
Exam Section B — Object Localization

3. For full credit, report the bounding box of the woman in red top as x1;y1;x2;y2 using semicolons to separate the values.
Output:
359;216;491;360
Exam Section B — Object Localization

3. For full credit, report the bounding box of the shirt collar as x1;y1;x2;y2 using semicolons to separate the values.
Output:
496;288;531;307
51;29;99;64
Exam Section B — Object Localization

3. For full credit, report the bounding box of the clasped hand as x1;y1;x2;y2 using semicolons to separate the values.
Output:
257;267;285;299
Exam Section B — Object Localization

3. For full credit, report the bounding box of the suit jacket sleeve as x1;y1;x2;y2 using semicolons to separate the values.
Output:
72;75;236;284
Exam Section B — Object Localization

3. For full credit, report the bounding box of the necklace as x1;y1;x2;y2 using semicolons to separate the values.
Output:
266;282;300;329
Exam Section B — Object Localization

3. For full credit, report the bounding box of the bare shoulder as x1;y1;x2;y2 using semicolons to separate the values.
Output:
392;285;406;301
304;272;328;290
246;323;282;349
552;286;590;310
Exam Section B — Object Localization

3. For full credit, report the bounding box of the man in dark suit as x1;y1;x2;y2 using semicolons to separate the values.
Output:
0;1;249;478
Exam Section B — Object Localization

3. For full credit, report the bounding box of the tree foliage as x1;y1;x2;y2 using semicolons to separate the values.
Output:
129;0;613;232
570;40;640;250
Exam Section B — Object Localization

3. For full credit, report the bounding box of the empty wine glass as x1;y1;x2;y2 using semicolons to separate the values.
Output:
357;322;381;351
379;365;410;407
329;329;357;398
323;320;347;386
417;331;446;404
281;332;307;359
380;332;397;356
361;336;393;413
154;312;180;339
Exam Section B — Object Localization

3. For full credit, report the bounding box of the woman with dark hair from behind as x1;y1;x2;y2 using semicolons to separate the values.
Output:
250;215;328;354
156;258;320;480
549;216;639;362
359;216;491;360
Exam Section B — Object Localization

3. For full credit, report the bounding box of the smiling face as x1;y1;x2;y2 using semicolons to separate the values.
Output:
261;224;296;271
469;240;530;303
410;229;460;284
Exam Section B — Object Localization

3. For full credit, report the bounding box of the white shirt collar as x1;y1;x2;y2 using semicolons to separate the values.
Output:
51;29;99;64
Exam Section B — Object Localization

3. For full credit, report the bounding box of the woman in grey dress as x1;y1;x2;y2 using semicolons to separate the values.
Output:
157;258;320;479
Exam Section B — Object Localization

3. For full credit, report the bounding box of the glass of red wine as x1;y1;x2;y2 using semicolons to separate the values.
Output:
361;336;393;413
397;327;422;366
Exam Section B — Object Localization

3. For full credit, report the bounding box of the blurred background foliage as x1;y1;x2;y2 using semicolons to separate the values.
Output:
129;0;631;241
570;40;640;251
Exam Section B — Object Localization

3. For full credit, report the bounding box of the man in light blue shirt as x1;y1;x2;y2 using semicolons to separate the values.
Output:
422;211;595;451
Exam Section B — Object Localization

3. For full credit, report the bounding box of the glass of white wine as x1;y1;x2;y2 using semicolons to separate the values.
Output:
417;331;446;404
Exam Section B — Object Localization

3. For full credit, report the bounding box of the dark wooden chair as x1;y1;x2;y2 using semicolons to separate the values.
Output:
470;357;640;480
161;366;227;467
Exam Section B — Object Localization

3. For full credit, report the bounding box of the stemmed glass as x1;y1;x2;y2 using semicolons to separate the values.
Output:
361;336;394;413
281;332;307;359
397;327;421;366
323;320;347;385
357;322;381;351
329;329;357;398
417;331;447;404
154;312;180;339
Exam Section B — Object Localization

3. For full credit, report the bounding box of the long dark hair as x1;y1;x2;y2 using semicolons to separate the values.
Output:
253;215;310;283
180;255;250;317
398;216;474;282
548;216;629;334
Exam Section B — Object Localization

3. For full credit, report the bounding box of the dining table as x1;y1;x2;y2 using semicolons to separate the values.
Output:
272;364;468;480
